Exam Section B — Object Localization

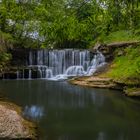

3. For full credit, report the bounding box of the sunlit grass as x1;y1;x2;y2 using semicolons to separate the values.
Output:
105;46;140;84
103;30;140;44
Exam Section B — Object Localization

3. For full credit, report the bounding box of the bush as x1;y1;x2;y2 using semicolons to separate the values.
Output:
0;31;14;67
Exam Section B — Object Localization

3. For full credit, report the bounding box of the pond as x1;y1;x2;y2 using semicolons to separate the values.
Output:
0;80;140;140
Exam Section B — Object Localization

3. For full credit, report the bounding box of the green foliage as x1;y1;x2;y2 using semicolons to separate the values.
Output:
0;52;11;65
0;31;14;67
1;0;140;49
0;31;14;50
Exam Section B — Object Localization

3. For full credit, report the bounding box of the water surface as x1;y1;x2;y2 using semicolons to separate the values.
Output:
0;80;140;140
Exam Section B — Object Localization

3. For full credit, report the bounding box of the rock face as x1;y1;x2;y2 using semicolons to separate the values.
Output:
10;48;29;66
91;41;140;62
1;66;41;79
0;101;36;139
124;88;140;97
69;76;122;90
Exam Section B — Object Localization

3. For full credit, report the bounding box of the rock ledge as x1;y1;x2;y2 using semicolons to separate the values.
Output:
69;76;122;90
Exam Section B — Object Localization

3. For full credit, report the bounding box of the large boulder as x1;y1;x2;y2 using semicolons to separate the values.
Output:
0;101;37;139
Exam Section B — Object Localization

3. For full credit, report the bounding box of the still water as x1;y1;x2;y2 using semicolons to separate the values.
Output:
0;80;140;140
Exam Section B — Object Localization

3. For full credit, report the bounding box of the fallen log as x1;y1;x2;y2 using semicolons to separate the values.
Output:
92;41;140;52
90;41;140;62
107;41;140;48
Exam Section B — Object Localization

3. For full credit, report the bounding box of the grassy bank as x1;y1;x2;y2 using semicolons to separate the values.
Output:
104;45;140;85
96;30;140;96
101;30;140;44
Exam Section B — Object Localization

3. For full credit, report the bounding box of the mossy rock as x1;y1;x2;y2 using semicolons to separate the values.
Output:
124;87;140;97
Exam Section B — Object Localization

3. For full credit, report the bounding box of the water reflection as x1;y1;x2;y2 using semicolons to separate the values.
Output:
23;105;44;120
97;132;105;140
0;80;140;140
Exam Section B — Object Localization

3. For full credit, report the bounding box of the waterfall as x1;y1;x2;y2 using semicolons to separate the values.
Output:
65;66;85;76
86;52;105;76
16;70;20;79
22;69;25;79
45;69;53;78
29;69;32;79
26;49;105;80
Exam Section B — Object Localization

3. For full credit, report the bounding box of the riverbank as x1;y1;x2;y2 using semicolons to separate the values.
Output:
69;76;122;90
0;97;37;139
69;69;140;97
70;42;140;97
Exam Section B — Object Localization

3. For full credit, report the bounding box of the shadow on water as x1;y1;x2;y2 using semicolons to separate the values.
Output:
0;80;140;140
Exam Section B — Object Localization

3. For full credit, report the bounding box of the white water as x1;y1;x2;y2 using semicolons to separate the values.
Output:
65;66;85;76
29;69;32;79
16;70;20;79
17;49;105;80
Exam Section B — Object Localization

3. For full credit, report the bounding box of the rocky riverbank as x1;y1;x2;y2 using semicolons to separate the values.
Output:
0;99;37;139
69;76;123;90
69;61;140;97
69;75;140;97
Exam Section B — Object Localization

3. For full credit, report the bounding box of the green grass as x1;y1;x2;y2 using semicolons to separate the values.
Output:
96;30;140;43
89;30;140;48
103;30;140;44
106;46;140;85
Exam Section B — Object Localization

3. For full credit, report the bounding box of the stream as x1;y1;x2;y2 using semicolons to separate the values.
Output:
0;80;140;140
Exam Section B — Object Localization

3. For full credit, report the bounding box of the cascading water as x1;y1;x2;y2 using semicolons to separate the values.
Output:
28;69;32;79
26;49;105;80
16;70;20;79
